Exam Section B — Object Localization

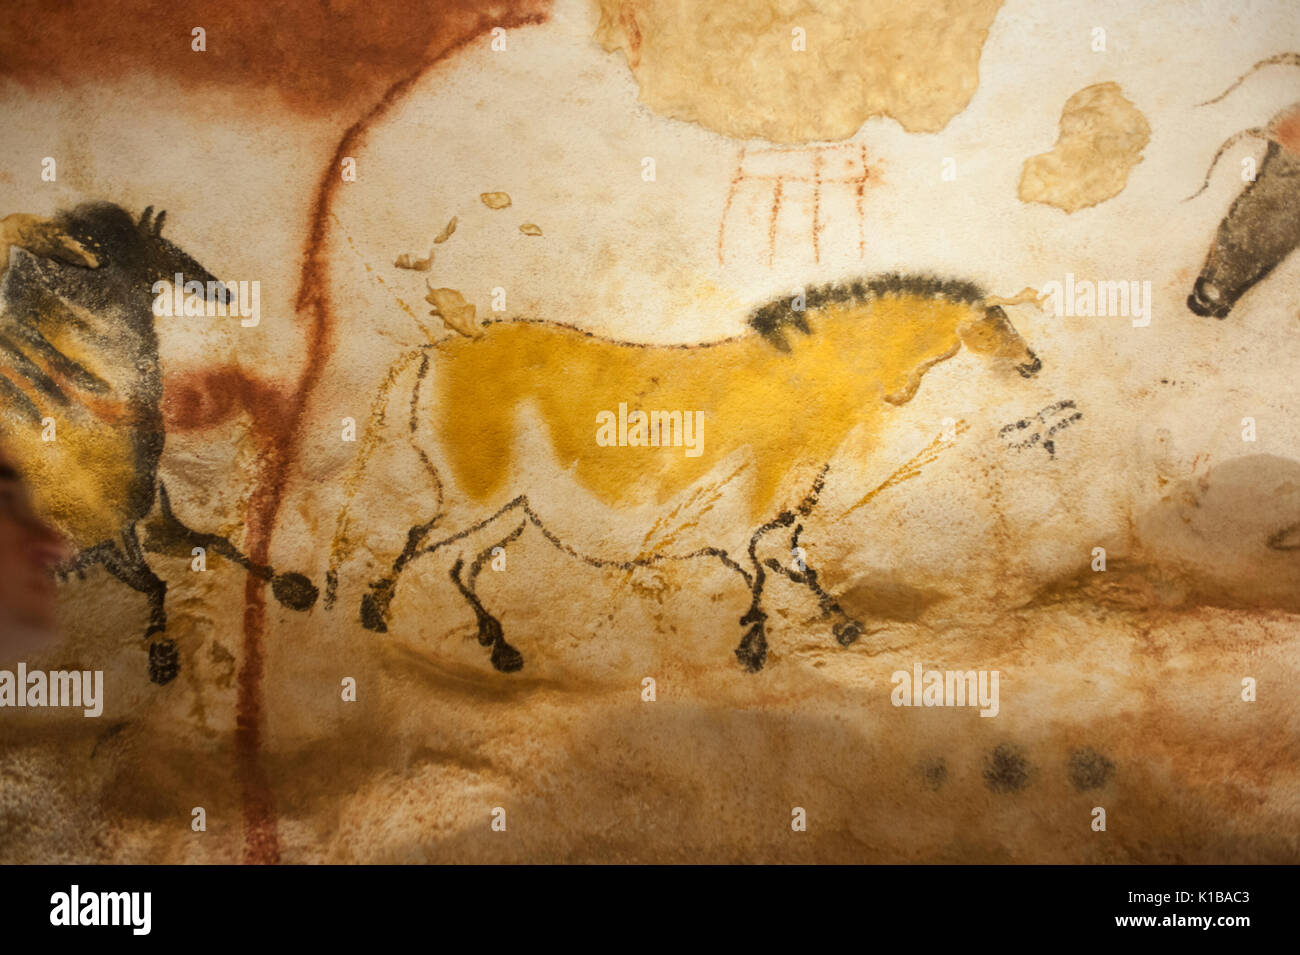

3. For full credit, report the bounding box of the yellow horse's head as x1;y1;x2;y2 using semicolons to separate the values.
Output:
748;274;1040;408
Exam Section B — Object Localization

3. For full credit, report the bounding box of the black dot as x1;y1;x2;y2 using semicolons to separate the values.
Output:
919;757;948;791
983;743;1032;793
1067;747;1115;791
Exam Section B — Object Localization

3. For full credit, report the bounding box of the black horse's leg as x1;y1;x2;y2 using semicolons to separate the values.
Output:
55;540;116;582
150;483;318;611
451;519;529;672
88;530;179;685
123;524;181;684
120;523;166;636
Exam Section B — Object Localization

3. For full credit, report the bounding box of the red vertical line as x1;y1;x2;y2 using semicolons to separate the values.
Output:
856;143;868;259
811;147;822;264
238;8;552;866
768;176;783;268
236;580;276;863
717;146;745;266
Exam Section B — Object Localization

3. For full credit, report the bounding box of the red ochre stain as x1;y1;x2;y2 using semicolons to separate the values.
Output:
163;366;288;436
236;3;553;864
1272;103;1300;157
0;0;544;115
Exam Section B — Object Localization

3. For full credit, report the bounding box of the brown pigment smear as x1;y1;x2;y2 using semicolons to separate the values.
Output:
163;366;288;436
237;5;552;865
0;1;541;116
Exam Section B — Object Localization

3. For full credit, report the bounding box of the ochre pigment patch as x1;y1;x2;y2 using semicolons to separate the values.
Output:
393;250;433;271
425;287;481;338
1018;82;1151;213
595;0;1004;141
433;217;458;243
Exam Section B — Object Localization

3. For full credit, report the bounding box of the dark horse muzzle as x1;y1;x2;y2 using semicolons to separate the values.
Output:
1188;136;1300;319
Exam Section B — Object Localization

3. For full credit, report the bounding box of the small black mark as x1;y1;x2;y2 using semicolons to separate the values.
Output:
148;638;180;685
1067;747;1115;791
919;756;948;791
1267;521;1300;551
983;742;1032;793
999;399;1082;459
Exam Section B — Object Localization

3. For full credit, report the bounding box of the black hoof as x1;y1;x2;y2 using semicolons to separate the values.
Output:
490;639;524;673
734;621;767;672
476;611;504;648
148;639;180;685
272;572;319;611
360;582;392;633
833;619;864;647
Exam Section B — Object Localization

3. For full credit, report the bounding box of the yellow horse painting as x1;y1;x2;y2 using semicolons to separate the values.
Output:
340;274;1041;672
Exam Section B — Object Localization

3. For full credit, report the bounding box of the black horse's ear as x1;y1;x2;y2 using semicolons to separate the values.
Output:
154;210;166;236
139;206;154;232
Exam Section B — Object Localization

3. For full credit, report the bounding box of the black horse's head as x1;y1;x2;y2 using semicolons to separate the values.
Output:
1186;58;1300;319
1188;139;1300;319
41;202;230;321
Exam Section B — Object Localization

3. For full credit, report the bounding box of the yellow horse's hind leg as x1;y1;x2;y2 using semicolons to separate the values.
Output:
762;522;868;647
450;520;528;673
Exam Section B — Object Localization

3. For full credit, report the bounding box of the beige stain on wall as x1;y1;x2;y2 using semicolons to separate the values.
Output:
1018;82;1152;213
595;0;1005;142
